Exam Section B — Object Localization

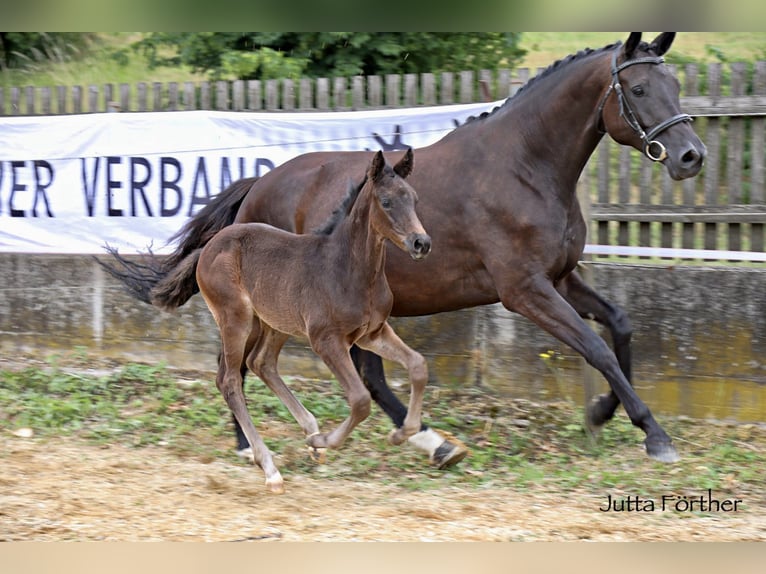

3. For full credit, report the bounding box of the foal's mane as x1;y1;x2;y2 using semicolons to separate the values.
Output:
459;41;622;126
312;174;369;235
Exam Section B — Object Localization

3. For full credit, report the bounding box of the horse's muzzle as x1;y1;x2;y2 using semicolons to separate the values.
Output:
407;233;432;260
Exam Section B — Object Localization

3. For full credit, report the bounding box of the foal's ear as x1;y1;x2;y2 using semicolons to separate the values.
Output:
649;32;676;57
369;150;386;180
623;32;642;59
393;147;414;179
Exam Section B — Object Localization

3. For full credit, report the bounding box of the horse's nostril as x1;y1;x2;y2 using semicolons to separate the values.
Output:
413;236;431;255
682;147;703;166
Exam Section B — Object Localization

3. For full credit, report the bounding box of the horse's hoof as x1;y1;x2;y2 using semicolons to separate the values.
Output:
586;395;613;428
265;474;285;494
431;434;469;470
236;447;255;463
388;428;408;446
645;440;680;463
308;446;327;464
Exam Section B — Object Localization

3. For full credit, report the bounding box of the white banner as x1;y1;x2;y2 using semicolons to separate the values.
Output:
0;102;501;254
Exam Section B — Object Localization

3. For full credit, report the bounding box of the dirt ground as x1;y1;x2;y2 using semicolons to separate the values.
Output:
2;431;765;542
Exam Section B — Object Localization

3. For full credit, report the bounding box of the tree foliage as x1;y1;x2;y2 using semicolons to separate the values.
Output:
0;33;96;70
133;32;526;80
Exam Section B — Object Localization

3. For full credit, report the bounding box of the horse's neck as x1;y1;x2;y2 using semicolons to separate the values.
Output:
479;52;609;188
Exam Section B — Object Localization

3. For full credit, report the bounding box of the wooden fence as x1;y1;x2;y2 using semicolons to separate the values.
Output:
2;62;766;262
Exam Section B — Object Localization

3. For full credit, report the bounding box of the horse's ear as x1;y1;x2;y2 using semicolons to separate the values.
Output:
369;150;385;180
649;32;676;56
393;148;414;179
623;32;642;58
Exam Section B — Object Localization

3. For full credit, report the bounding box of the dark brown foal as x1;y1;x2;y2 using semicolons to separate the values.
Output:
151;149;431;493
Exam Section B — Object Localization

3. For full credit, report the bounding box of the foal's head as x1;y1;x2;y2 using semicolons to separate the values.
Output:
365;149;431;260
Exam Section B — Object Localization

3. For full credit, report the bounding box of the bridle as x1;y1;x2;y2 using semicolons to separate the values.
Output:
597;44;692;162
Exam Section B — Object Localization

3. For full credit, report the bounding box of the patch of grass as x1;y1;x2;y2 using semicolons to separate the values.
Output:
1;359;765;504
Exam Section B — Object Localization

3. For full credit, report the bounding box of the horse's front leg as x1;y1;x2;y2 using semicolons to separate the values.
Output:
356;322;428;446
307;338;371;450
500;276;678;463
557;270;632;427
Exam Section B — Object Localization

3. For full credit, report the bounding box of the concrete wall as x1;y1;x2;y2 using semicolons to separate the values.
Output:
1;253;764;422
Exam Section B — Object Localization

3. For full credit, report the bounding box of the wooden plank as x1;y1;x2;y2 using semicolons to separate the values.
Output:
137;82;147;111
385;74;400;107
440;72;454;105
617;146;631;251
367;76;382;108
681;95;766;117
232;80;245;111
682;63;700;250
216;81;229;110
152;82;163;111
752;61;766;253
727;63;746;253
420;73;435;106
703;63;721;252
351;76;364;110
88;85;99;112
299;78;313;110
199;82;211;109
596;139;610;246
638;155;654;253
25;86;35;115
72;86;83;114
119;83;131;112
265;79;278;110
590;204;766;223
404;74;418;106
183;82;196;110
459;70;473;103
247;80;262;110
333;77;347;110
167;82;179;111
282;79;295;111
56;86;67;114
316;78;329;110
40;86;51;115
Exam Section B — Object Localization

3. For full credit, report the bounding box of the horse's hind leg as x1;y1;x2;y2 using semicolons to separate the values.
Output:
212;307;285;493
247;326;324;461
351;346;468;469
557;270;632;427
356;323;428;446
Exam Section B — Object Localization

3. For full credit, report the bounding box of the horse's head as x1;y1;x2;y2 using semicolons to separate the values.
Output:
367;149;431;260
599;32;706;180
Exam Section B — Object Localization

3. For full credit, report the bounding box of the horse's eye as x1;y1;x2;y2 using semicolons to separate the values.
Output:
631;85;645;97
380;197;392;209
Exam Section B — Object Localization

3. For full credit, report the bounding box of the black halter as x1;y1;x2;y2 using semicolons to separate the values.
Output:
598;44;692;162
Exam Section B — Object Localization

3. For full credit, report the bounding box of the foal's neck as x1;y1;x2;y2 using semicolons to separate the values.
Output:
335;181;388;282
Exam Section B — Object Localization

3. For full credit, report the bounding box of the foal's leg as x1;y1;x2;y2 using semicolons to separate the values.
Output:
247;326;322;448
305;339;372;451
351;346;468;469
356;323;428;446
557;270;632;427
500;278;678;462
213;309;285;493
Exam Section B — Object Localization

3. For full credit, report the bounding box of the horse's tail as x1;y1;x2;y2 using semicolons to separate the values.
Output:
97;176;257;307
149;248;203;311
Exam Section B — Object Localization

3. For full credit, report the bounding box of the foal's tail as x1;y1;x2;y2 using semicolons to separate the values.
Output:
149;248;203;311
97;177;257;308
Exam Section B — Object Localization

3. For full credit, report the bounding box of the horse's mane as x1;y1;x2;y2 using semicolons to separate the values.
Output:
459;41;623;126
312;174;368;235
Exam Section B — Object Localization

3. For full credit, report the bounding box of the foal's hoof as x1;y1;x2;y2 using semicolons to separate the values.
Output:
265;475;285;495
431;434;469;469
645;440;680;463
236;447;255;463
308;446;327;464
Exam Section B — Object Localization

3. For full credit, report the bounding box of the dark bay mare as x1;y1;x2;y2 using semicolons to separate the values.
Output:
149;150;431;492
103;33;705;465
